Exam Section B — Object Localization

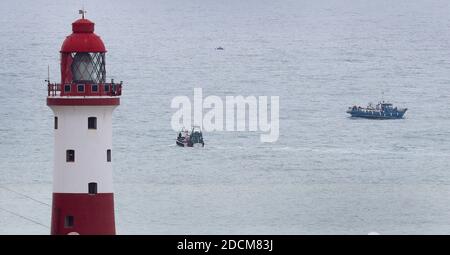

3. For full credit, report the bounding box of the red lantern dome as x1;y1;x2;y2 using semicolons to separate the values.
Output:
60;19;106;53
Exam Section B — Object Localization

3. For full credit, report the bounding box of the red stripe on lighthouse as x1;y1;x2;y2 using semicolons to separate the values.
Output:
51;193;116;235
47;97;120;106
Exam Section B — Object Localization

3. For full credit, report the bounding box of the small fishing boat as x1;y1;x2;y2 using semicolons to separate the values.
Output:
176;126;205;147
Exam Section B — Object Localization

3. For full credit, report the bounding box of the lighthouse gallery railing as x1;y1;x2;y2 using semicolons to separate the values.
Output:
48;82;122;97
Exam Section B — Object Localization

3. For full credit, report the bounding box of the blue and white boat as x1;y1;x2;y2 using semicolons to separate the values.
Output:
346;101;407;119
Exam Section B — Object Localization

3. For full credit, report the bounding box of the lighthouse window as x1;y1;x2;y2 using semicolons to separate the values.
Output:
107;149;111;162
64;84;71;92
64;216;74;228
88;117;97;129
88;182;98;195
71;52;106;84
54;116;58;129
92;84;98;92
66;150;75;162
104;84;110;92
77;84;85;93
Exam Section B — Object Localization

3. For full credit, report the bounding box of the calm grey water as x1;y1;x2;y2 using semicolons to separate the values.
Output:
1;0;450;234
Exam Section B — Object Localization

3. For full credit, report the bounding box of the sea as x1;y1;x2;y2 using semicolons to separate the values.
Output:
1;0;450;234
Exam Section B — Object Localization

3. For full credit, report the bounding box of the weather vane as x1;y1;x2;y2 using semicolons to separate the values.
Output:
79;8;86;19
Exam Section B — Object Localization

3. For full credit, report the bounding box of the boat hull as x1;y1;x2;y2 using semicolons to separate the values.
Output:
347;111;406;119
176;140;187;147
176;139;204;147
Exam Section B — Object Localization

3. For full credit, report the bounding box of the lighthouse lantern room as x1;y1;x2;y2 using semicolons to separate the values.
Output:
47;11;122;235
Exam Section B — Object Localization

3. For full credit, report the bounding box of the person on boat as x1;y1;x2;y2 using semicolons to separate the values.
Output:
184;130;189;142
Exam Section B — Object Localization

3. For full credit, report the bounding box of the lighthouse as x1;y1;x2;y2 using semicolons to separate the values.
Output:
47;11;122;235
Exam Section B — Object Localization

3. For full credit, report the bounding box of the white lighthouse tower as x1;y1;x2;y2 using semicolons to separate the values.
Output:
47;12;122;235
